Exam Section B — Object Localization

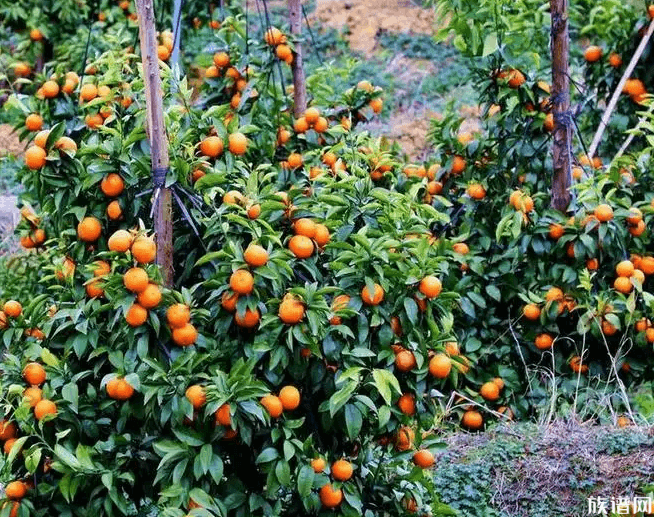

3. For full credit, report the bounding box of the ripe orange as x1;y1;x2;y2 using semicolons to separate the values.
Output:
3;300;22;318
397;393;416;415
172;324;198;346
199;136;224;158
34;399;57;420
185;385;206;409
569;356;589;374
215;403;231;426
419;275;442;299
221;292;239;313
107;200;122;220
626;207;642;225
213;52;230;68
0;421;16;441
25;145;47;170
3;439;19;455
461;409;483;430
54;136;76;153
594;204;613;222
452;242;469;255
467;183;486;200
507;69;525;88
429;353;451;378
25;114;43;131
319;484;343;508
230;269;255;295
85;279;104;298
125;303;148;327
311;457;326;473
275;44;292;62
22;362;47;388
106;378;135;400
234;308;260;328
293;117;309;133
157;45;170;60
42;80;59;98
279;296;305;324
413;449;435;468
247;204;261;219
370;97;383;114
101;173;125;197
5;481;27;500
294;218;316;238
167;304;191;328
584;45;603;62
260;394;283;418
629;219;646;236
613;276;632;294
77;216;102;242
288;235;314;258
124;267;149;293
535;333;554;350
80;83;98;102
548;223;564;240
264;27;286;45
394;426;415;451
451;155;466;174
279;385;301;411
331;459;353;481
243;245;268;268
361;283;384;305
108;229;133;252
314;116;329;133
616;260;635;278
545;287;564;302
137;283;162;308
287;152;303;169
34;129;50;148
228;132;247;155
131;236;157;263
523;303;541;320
85;113;104;129
492;377;505;390
608;52;622;67
479;381;500;401
23;387;42;407
395;350;416;372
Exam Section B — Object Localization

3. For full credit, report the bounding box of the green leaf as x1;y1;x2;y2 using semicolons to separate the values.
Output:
256;447;279;464
297;465;315;498
329;380;359;417
371;369;401;405
482;32;498;57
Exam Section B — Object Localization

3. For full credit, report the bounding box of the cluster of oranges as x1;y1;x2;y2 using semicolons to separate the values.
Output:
18;206;46;249
263;26;293;65
24;129;77;171
199;131;248;159
166;303;197;347
291;106;329;134
101;173;125;221
23;362;57;421
157;30;175;61
287;217;330;259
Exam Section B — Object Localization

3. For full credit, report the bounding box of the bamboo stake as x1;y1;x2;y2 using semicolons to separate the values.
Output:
288;0;307;117
135;0;174;286
587;18;654;159
550;0;572;212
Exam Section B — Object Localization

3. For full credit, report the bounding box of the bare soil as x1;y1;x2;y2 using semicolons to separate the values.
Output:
0;124;24;157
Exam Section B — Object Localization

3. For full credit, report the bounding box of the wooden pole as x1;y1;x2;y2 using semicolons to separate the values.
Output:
135;0;174;286
550;0;572;212
288;0;307;117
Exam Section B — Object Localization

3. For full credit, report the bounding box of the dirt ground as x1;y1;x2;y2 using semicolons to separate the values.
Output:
0;124;24;157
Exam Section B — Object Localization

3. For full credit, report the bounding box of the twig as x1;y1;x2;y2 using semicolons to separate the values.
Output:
587;17;654;159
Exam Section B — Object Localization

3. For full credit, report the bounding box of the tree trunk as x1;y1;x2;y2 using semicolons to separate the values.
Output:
550;0;572;213
288;0;307;117
135;0;174;286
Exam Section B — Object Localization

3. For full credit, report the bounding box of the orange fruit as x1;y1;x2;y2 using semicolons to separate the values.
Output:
77;216;102;242
523;303;541;320
279;386;301;411
594;204;613;222
85;113;104;129
131;236;157;264
569;356;589;374
5;481;27;500
221;291;239;313
492;377;505;390
23;387;42;407
535;333;554;350
313;116;329;133
25;145;47;170
279;296;305;324
331;459;353;481
461;409;483;430
419;275;442;299
507;69;525;88
545;287;564;302
25;114;43;131
137;283;162;308
275;44;292;62
123;267;149;293
106;378;135;400
370;97;383;114
200;136;223;158
287;152;303;169
23;362;46;385
185;385;206;409
157;45;170;60
3;439;19;456
319;484;343;508
395;350;416;372
264;27;285;45
3;300;22;318
394;426;415;451
311;458;326;473
629;219;646;236
479;381;500;401
429;353;451;378
293;117;309;133
234;308;260;328
247;204;261;219
288;235;314;258
608;52;622;67
230;269;254;295
167;304;191;328
125;303;148;327
215;403;231;426
80;83;98;101
172;324;198;346
452;242;469;255
213;52;230;68
413;449;435;468
614;276;632;294
548;223;564;240
294;218;316;238
85;279;104;298
314;224;331;247
616;260;635;277
101;173;125;197
467;183;486;200
42;80;59;98
260;394;283;418
228;132;248;155
397;393;416;415
584;45;603;62
451;155;466;174
361;283;384;305
108;229;133;252
34;129;50;148
626;207;643;225
107;200;122;220
34;399;57;420
0;421;16;441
